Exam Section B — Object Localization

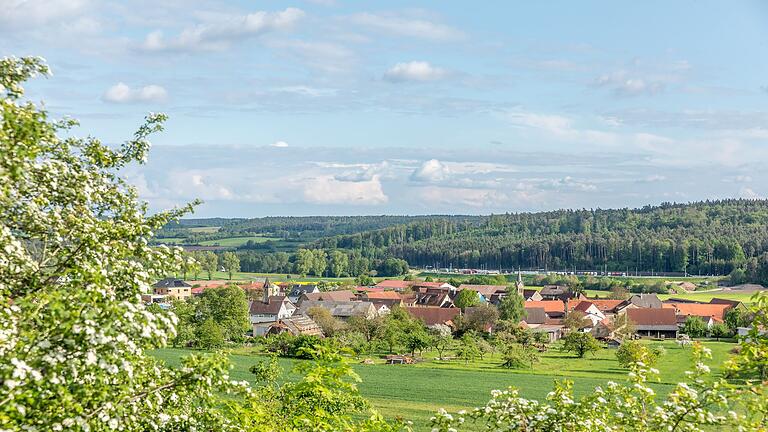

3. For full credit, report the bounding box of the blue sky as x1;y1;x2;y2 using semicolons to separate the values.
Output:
3;1;768;217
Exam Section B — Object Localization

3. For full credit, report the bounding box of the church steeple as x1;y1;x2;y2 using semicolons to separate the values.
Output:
515;268;524;296
262;277;278;303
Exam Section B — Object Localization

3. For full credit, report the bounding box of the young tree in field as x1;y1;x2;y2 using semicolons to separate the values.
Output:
430;324;454;360
682;316;708;338
196;318;226;349
454;289;480;309
311;249;328;277
197;285;250;341
306;306;345;337
346;315;383;342
329;250;349;277
0;57;248;430
294;248;314;276
455;334;481;364
404;328;432;357
354;273;375;286
219;251;240;280
560;332;602;358
497;293;525;322
501;343;539;369
200;250;218;280
563;310;590;331
460;303;499;333
609;285;630;300
615;340;663;369
710;322;730;341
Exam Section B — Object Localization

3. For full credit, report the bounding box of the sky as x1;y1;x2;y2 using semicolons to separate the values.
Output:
3;0;768;217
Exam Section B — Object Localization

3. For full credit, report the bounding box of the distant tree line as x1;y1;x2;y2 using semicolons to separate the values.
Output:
314;200;768;276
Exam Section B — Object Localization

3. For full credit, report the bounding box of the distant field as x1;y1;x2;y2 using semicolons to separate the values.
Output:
188;226;220;233
202;270;357;284
153;340;736;430
198;236;279;247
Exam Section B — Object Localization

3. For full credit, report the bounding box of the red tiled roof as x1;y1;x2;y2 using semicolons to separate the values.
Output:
375;280;413;289
585;299;624;312
364;291;402;300
414;282;452;289
663;303;732;321
525;300;565;313
406;307;461;326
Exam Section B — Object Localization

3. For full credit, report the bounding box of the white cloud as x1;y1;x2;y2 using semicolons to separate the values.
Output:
140;8;304;52
417;186;514;208
270;141;289;148
348;12;465;41
303;175;388;205
411;159;450;182
102;82;168;103
384;61;447;82
0;0;89;30
739;187;761;199
595;71;666;97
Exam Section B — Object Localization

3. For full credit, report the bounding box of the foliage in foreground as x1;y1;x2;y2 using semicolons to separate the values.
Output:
431;297;768;432
0;56;404;432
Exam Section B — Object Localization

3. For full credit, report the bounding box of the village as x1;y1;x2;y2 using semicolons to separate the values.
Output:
146;272;754;355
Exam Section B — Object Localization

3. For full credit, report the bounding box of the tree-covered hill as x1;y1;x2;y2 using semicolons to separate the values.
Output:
313;200;768;275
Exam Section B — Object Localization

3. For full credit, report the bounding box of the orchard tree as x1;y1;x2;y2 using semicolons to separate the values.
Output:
200;250;218;280
429;324;453;360
219;251;240;280
560;332;601;358
497;293;525;322
682;316;708;338
454;289;480;309
455;334;481;364
196;318;226;349
615;340;663;369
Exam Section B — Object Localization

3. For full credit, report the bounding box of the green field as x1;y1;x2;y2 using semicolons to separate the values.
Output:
188;226;221;233
200;270;357;284
197;236;280;247
153;340;736;430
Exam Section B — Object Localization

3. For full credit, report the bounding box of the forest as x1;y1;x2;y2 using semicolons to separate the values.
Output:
312;200;768;277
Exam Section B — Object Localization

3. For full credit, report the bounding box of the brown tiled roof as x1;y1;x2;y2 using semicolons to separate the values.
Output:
585;299;624;313
249;296;288;315
406;307;461;326
302;290;355;302
573;301;595;313
458;284;506;297
522;307;547;325
626;308;677;329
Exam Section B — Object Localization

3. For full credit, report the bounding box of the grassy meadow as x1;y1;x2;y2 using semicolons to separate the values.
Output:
153;340;737;430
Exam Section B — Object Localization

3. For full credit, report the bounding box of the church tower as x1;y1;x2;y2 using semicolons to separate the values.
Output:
262;277;279;303
515;269;524;297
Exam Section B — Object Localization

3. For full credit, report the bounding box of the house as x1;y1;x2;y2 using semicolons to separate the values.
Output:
359;291;403;312
374;280;415;291
527;324;564;342
520;307;547;327
298;300;378;320
250;297;297;336
287;284;320;303
584;299;624;316
522;289;544;301
406;306;461;327
413;289;455;308
250;279;296;336
709;298;747;310
617;294;663;312
152;278;192;300
626;308;678;339
539;285;580;301
297;290;355;305
570;301;606;327
524;300;566;319
141;293;169;304
458;284;506;302
265;314;323;337
663;302;732;327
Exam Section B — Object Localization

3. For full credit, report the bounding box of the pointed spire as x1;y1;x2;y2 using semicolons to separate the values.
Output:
263;277;271;303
